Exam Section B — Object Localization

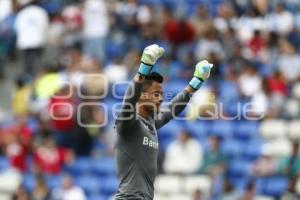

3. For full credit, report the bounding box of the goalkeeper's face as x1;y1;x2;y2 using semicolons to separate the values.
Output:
140;81;163;114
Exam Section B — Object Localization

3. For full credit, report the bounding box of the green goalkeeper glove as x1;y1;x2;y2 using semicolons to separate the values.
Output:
139;44;164;75
189;60;213;90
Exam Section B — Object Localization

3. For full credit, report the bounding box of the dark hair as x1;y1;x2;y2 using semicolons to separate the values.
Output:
246;180;255;191
143;72;163;91
181;129;192;138
210;135;221;141
145;72;163;83
64;41;82;52
15;76;29;88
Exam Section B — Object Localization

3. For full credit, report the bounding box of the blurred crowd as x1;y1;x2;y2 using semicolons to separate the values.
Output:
0;0;300;200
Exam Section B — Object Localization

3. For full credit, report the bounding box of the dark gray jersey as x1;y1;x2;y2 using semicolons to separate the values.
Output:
114;81;191;200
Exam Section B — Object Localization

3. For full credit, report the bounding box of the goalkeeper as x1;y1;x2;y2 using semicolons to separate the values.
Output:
114;44;213;200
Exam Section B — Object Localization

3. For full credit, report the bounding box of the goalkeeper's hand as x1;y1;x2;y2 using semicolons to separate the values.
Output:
189;60;213;90
138;44;164;75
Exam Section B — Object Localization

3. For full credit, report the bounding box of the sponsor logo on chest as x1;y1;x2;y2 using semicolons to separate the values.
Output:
143;136;159;149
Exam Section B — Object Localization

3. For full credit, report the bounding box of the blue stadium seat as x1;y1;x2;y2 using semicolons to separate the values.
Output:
93;140;109;152
234;121;258;140
138;0;161;6
185;120;209;139
186;0;205;3
211;120;233;138
89;193;106;200
164;81;187;100
22;173;36;192
218;80;240;116
40;1;61;14
221;139;244;158
210;174;223;197
112;82;129;99
160;0;179;11
45;175;63;189
92;157;116;177
104;41;124;61
228;159;251;177
243;139;263;161
224;101;241;116
218;81;239;102
0;156;9;171
255;177;265;194
75;175;102;195
102;176;118;196
262;176;289;197
229;176;249;191
186;3;199;17
158;120;183;137
65;157;92;175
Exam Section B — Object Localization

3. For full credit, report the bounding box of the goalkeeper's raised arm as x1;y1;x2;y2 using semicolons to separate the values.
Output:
116;44;164;128
155;59;214;129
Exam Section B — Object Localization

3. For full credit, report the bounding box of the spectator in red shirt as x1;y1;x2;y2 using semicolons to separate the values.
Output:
48;86;77;148
266;70;288;96
15;114;33;151
1;116;32;172
4;133;27;172
248;30;266;56
49;86;76;133
162;7;195;45
164;19;195;45
33;136;73;175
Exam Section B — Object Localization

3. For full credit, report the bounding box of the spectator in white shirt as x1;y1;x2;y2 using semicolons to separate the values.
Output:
277;38;300;83
82;0;109;62
163;130;203;175
194;29;224;60
238;64;262;98
266;3;294;35
15;0;49;76
104;57;128;84
0;0;12;22
52;175;86;200
0;168;22;200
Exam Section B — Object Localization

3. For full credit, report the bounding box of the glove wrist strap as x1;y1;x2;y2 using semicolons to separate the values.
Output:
138;63;153;75
189;77;203;90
